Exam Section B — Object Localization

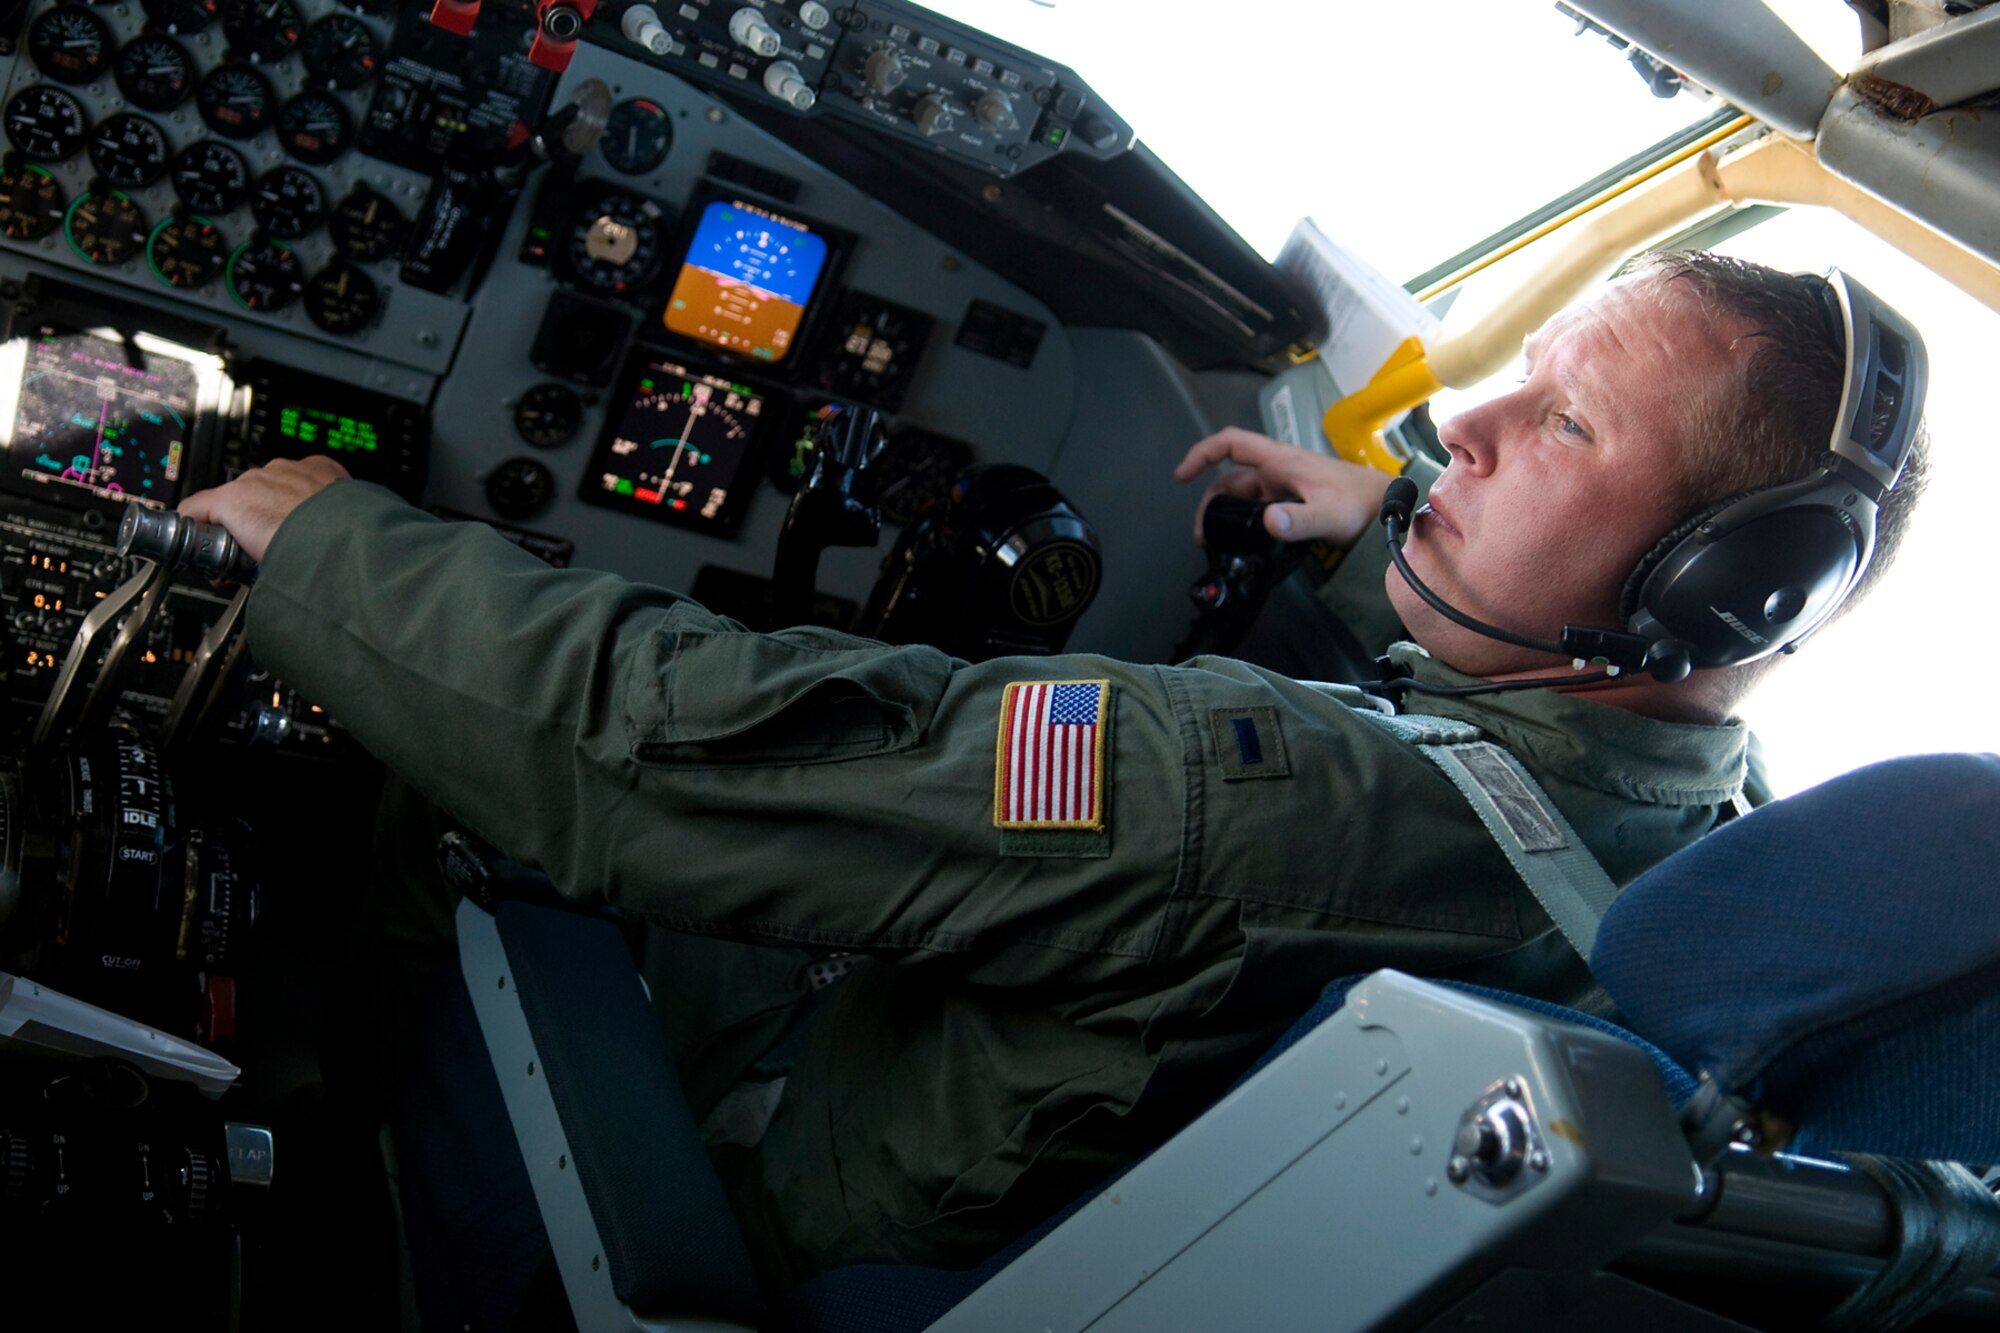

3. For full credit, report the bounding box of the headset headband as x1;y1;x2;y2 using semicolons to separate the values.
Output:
1821;268;1926;496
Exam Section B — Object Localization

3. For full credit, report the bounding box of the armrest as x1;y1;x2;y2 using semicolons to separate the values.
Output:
458;898;764;1330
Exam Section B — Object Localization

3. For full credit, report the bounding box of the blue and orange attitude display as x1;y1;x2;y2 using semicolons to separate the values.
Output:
663;198;829;364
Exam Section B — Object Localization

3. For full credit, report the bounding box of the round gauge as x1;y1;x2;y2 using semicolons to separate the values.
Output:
303;260;378;335
562;187;665;296
64;188;148;266
141;0;220;34
300;14;379;91
4;85;89;164
486;457;555;520
249;166;325;238
275;91;350;166
28;6;113;86
513;383;584;449
328;184;407;263
115;34;197;113
873;427;975;525
600;99;673;176
197;64;275;140
171;140;250;214
88;114;171;191
226;238;303;310
0;163;68;241
223;0;304;64
147;214;229;289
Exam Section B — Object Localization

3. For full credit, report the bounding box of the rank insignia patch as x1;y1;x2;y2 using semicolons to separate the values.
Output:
995;680;1109;831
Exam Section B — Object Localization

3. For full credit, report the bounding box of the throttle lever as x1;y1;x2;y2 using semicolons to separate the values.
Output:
32;509;259;758
117;507;257;585
116;510;262;758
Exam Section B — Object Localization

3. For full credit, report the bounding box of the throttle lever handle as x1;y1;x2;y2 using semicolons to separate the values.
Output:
117;507;257;585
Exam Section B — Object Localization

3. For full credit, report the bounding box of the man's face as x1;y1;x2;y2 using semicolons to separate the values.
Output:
1387;279;1750;676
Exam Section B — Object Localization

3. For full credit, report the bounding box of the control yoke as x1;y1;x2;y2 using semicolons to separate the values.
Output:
771;405;887;629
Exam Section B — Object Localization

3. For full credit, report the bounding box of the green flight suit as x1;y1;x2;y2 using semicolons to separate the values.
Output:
246;481;1748;1290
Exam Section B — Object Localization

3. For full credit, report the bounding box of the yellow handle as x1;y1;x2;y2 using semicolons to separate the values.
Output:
1320;336;1443;475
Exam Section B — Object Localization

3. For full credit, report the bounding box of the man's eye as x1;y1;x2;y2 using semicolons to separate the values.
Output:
1555;412;1588;439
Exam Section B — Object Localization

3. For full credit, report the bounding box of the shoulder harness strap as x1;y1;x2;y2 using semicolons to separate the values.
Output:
1349;707;1620;964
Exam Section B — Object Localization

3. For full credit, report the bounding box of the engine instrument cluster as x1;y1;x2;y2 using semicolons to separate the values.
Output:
0;0;511;373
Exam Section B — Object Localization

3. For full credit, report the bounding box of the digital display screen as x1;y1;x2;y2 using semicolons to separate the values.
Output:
239;360;428;502
0;325;224;511
663;198;831;364
578;351;775;537
273;403;381;454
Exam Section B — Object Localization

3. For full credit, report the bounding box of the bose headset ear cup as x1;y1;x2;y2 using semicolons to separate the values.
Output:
1618;493;1747;623
1629;470;1875;671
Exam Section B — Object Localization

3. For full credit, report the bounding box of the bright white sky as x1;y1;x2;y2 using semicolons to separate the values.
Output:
928;0;1999;796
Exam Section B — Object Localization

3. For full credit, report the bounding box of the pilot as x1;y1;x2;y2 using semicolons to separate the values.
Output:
180;251;1925;1290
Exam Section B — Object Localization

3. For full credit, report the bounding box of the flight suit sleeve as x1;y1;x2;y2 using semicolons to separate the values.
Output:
245;482;1202;989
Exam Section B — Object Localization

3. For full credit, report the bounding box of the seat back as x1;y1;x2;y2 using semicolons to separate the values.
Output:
1592;752;2000;1163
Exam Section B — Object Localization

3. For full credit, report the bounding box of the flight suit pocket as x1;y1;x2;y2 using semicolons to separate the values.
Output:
626;619;954;767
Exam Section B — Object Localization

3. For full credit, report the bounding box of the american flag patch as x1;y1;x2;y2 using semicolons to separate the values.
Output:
994;680;1109;831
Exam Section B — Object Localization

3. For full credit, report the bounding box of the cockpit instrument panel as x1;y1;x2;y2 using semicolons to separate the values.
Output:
580;349;773;537
0;322;224;511
663;193;835;365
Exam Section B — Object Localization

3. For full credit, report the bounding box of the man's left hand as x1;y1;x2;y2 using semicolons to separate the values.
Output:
1173;427;1394;549
179;456;350;564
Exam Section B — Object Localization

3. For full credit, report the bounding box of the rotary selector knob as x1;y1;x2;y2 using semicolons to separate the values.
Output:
913;94;955;137
974;91;1017;131
863;46;906;95
799;0;830;29
764;60;814;110
728;7;781;57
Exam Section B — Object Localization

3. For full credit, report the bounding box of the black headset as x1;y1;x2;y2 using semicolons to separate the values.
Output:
1621;268;1926;673
1378;268;1928;692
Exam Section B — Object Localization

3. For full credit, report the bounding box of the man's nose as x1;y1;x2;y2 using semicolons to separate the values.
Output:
1434;398;1504;475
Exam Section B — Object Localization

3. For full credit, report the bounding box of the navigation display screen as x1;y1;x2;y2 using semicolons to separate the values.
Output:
662;197;832;365
0;325;226;511
578;351;776;537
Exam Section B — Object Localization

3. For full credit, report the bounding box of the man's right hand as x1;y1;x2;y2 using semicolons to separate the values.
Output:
178;456;351;565
1172;427;1396;549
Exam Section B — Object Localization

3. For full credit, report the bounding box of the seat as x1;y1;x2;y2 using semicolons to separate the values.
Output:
415;752;2000;1331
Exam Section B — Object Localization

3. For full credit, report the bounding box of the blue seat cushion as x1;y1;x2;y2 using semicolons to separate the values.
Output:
1591;752;2000;1163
